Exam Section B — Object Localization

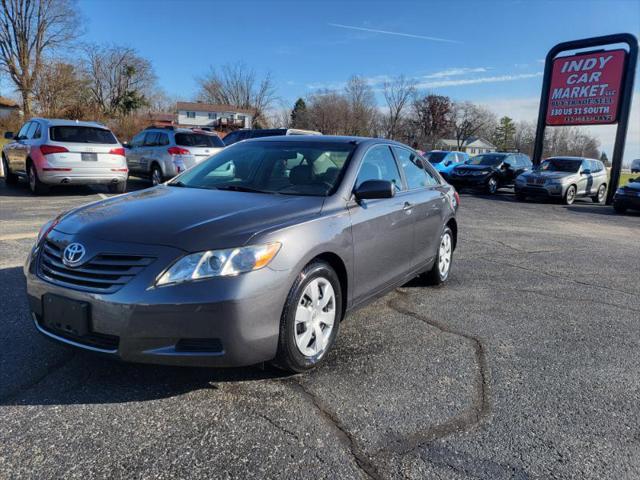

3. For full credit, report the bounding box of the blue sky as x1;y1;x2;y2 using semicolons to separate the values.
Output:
24;1;640;158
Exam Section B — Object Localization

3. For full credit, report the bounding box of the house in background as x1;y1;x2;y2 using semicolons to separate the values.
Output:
0;96;20;118
176;102;254;130
436;137;496;155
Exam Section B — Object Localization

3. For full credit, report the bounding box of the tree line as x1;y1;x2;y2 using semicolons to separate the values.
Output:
0;0;603;159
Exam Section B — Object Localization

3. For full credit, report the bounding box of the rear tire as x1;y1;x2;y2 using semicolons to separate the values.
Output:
108;181;127;194
591;184;606;203
150;165;163;186
28;162;49;195
422;226;454;286
2;155;18;185
272;260;342;373
563;185;576;205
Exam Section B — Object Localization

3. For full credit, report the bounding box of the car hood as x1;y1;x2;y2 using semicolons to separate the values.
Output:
453;164;495;171
525;171;577;181
622;181;640;191
54;186;325;252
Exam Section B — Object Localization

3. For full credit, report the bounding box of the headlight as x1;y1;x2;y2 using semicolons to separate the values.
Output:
472;170;487;176
615;188;625;196
155;242;281;286
37;216;61;243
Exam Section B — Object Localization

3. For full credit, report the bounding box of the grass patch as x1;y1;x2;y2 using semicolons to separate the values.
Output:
619;172;637;186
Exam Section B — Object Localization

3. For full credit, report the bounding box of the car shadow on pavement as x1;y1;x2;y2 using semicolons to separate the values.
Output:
565;204;640;216
0;265;292;407
0;178;150;197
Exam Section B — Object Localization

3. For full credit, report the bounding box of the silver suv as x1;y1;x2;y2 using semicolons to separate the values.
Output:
2;119;127;195
515;157;608;205
126;127;224;185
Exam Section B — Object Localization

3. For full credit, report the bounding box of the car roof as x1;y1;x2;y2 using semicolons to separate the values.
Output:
243;135;405;147
31;118;110;129
545;156;600;162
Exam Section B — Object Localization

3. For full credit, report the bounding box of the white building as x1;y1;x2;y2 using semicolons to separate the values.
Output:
437;137;496;155
176;102;254;129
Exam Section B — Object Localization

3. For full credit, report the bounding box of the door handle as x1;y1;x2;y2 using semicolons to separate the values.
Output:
403;201;413;212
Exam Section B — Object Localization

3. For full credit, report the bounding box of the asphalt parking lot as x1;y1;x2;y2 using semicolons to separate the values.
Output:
1;178;639;479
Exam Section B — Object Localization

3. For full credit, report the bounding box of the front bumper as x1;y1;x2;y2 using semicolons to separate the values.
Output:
515;183;565;198
448;175;490;189
613;193;640;211
25;232;292;367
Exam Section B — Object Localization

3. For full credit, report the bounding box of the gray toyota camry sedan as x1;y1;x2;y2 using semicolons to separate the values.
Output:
25;136;459;372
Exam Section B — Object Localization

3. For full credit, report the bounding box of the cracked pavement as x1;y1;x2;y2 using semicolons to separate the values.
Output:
1;180;639;479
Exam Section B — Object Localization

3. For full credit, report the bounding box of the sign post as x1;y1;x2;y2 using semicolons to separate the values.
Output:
532;33;638;205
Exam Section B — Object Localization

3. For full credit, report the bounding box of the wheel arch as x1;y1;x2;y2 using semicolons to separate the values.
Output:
446;217;458;251
309;251;348;321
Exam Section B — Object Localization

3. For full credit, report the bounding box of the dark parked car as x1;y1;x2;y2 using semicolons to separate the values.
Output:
222;128;321;146
25;137;458;372
448;152;532;194
613;177;640;213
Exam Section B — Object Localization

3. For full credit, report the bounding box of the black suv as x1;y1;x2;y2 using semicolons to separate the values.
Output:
448;152;532;194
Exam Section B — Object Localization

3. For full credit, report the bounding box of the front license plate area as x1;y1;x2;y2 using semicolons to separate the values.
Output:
42;294;90;337
81;152;98;161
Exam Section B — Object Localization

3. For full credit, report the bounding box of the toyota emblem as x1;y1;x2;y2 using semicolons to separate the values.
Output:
63;243;86;267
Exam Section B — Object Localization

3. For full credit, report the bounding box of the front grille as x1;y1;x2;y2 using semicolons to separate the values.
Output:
175;338;224;353
38;239;155;294
36;314;119;351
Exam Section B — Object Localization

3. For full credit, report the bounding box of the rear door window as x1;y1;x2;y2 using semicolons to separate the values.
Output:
50;126;118;144
25;122;38;139
130;132;146;148
143;132;160;146
156;133;170;146
175;133;224;148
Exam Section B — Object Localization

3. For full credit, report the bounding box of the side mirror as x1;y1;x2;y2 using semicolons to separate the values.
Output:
354;180;395;200
582;169;591;175
4;131;14;140
502;162;511;169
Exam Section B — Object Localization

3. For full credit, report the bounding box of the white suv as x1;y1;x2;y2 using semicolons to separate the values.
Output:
2;119;128;194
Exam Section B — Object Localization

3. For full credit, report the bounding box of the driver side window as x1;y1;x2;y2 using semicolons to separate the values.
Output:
16;122;30;140
356;145;403;191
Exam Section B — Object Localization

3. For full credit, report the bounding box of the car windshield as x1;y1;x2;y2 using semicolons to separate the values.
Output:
540;159;582;172
467;154;504;166
49;126;118;144
175;132;224;148
169;141;356;196
425;152;448;164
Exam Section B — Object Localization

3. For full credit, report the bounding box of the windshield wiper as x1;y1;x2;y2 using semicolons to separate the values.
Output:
215;185;271;194
169;181;188;187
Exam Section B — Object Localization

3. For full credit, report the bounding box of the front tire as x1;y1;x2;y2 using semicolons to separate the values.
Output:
485;176;498;195
563;185;577;205
423;226;454;286
273;261;342;373
591;184;606;203
28;162;49;195
2;155;18;185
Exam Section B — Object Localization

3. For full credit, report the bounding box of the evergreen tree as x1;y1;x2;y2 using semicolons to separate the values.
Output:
599;152;609;167
492;116;516;151
290;98;308;128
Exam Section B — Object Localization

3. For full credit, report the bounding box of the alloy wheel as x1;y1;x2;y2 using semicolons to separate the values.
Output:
487;177;497;194
294;277;336;357
29;165;36;192
597;185;606;202
566;186;576;205
152;168;162;186
438;232;452;277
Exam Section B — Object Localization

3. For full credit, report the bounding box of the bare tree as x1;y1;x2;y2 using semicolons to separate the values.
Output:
32;60;88;117
0;0;81;115
411;94;452;149
197;63;276;128
344;75;377;136
382;75;415;140
305;90;350;135
450;101;495;149
83;43;156;116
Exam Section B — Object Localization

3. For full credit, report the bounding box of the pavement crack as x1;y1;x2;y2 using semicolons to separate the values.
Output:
255;412;302;442
479;256;637;297
287;379;382;480
384;290;490;455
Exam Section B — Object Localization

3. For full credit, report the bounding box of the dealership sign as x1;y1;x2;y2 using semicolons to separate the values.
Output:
546;49;626;126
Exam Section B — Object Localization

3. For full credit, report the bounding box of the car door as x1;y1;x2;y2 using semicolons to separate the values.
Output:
140;132;159;172
393;146;445;267
7;122;32;173
577;160;592;195
348;145;415;303
501;154;519;185
126;132;147;172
